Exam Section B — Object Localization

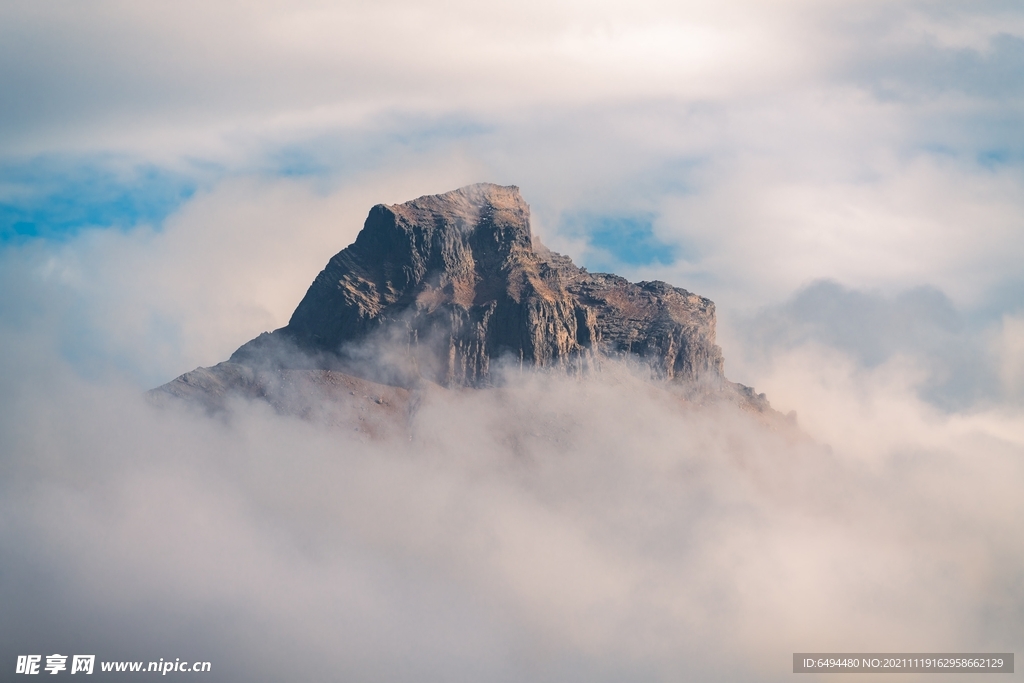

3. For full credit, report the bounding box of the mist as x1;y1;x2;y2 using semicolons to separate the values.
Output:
2;222;1022;681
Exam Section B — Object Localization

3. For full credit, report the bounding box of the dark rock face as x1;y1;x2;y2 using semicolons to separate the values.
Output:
229;183;724;388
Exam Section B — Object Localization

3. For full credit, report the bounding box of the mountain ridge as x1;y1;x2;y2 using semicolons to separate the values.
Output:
154;183;771;419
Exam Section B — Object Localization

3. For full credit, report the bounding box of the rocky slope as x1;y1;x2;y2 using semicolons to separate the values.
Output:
154;183;768;416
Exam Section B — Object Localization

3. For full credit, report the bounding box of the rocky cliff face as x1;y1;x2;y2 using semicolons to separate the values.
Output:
154;183;772;419
228;183;724;388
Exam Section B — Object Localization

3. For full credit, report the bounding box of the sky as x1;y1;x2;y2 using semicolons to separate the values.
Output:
1;1;1023;680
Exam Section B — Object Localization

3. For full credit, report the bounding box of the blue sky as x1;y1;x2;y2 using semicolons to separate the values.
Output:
0;157;202;242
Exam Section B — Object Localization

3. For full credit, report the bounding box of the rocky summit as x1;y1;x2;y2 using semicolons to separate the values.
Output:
155;183;768;417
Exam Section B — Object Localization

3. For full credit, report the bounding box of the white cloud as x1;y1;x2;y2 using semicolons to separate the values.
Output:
1;341;1021;681
657;152;1024;308
3;0;1015;156
995;313;1024;400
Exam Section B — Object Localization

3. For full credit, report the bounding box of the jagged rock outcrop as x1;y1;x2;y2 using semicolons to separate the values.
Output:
154;183;772;417
228;183;724;388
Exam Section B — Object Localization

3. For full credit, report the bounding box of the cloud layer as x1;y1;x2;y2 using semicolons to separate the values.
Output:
1;340;1021;682
4;0;1023;316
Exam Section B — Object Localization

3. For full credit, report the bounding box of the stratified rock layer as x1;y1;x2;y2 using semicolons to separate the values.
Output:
229;183;724;388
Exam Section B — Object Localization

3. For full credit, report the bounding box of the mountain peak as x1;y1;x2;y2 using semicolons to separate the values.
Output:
159;185;763;407
395;182;525;214
368;183;530;242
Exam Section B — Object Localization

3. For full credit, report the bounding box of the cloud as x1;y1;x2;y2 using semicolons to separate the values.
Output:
2;0;1022;319
1;0;1018;160
994;313;1024;400
1;339;1021;681
0;0;814;154
1;194;1023;680
1;1;1023;679
650;148;1024;310
724;279;1005;410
